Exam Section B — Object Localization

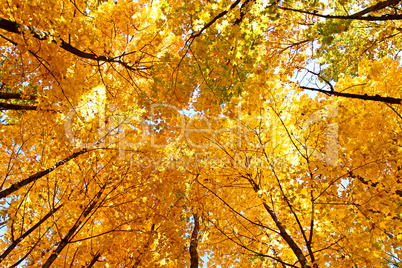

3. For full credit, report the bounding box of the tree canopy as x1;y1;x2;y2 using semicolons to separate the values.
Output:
1;0;402;267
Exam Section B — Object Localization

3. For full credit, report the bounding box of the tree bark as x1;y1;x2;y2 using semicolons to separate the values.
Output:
189;213;200;268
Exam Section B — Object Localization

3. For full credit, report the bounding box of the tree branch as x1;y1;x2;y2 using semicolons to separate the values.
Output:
189;213;200;268
0;93;37;100
42;186;105;268
0;103;37;111
0;149;90;199
348;170;402;197
0;18;147;72
0;205;63;263
233;0;254;25
278;0;402;21
133;223;155;268
190;0;242;39
349;0;401;17
301;86;402;104
86;251;101;268
261;202;311;268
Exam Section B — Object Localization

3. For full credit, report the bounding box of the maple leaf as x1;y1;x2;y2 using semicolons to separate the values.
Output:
0;0;401;267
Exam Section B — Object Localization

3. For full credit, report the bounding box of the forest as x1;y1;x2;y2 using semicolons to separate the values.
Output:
0;0;402;267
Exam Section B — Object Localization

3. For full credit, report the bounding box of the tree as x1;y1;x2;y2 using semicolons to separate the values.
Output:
0;0;401;267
